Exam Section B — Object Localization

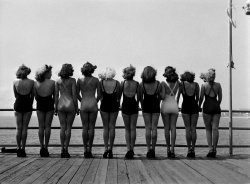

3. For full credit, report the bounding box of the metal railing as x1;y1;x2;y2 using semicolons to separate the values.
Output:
0;109;250;152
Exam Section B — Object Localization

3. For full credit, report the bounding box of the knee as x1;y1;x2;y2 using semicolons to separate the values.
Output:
212;127;218;132
152;127;157;131
39;125;45;130
60;125;66;131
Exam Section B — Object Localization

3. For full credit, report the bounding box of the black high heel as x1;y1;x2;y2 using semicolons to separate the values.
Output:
103;150;108;158
108;150;113;158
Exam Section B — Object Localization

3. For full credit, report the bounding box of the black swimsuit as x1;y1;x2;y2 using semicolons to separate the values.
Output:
142;82;160;113
36;93;54;112
100;80;119;113
202;84;221;115
14;87;33;113
121;80;139;115
181;82;199;115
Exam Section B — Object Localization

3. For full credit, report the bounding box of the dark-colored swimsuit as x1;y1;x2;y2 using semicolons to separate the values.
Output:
142;81;160;113
202;84;221;115
36;93;54;112
100;80;119;113
121;80;139;115
181;82;199;115
14;87;33;113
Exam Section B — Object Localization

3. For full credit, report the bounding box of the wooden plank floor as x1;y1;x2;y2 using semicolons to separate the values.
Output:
0;153;250;184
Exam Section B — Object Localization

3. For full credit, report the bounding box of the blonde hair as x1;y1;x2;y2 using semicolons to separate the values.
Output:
200;68;216;82
98;67;116;80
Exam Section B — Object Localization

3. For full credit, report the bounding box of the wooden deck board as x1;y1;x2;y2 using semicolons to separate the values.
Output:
0;153;249;184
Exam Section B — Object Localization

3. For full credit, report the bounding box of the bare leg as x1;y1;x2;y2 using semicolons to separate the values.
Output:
122;113;131;151
143;113;152;151
88;111;98;152
37;111;45;149
170;114;178;151
190;113;199;151
203;113;213;151
161;113;170;152
14;112;23;149
100;111;109;151
65;111;76;150
109;111;119;150
21;111;32;150
44;110;54;149
151;113;160;150
212;114;221;151
130;114;138;151
80;111;89;152
182;113;191;151
58;111;67;150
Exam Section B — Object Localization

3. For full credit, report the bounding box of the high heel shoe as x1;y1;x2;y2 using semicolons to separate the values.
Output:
103;150;108;158
108;150;113;158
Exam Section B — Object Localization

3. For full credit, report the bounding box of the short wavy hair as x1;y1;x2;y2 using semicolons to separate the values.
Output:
200;68;216;82
81;62;97;76
122;64;136;80
98;67;116;80
141;66;157;83
35;65;53;82
163;66;179;82
16;64;31;79
180;71;195;82
58;63;74;78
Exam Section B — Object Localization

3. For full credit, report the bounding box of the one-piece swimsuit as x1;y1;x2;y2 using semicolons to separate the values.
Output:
161;82;179;114
202;83;221;115
142;81;160;113
80;77;98;112
36;88;54;112
181;82;199;115
14;86;33;113
100;80;119;113
121;80;139;115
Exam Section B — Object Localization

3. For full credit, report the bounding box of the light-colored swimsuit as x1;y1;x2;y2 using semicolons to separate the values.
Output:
161;82;179;114
80;77;98;112
58;78;75;113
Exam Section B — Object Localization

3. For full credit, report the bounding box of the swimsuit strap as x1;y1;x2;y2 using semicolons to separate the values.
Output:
84;77;93;87
207;83;216;96
182;81;187;95
102;80;117;93
166;81;177;96
113;81;118;93
14;84;32;96
61;78;70;92
122;80;126;94
101;80;106;93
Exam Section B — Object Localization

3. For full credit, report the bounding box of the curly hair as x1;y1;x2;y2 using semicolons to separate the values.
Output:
81;62;97;76
98;67;116;80
58;63;74;78
122;64;136;80
35;65;53;82
16;64;31;79
98;71;106;80
200;68;216;82
163;66;179;82
141;66;157;83
180;71;195;82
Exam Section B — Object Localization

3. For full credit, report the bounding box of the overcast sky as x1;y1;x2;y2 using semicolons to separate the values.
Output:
0;0;249;115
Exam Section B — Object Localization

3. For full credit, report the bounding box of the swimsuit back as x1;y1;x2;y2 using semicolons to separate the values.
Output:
203;83;221;114
181;82;198;115
142;81;160;113
14;86;33;113
121;80;139;115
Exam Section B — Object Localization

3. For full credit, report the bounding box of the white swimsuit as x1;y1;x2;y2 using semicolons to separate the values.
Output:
161;82;179;114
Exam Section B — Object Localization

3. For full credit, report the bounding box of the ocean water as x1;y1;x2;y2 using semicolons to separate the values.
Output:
0;113;249;156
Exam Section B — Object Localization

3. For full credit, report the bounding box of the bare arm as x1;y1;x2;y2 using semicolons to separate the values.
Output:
96;79;102;103
157;81;162;102
30;81;35;107
33;83;39;101
13;82;17;98
218;83;222;105
76;78;82;102
198;84;205;110
176;81;182;105
54;80;59;115
138;82;143;109
116;81;121;106
195;82;200;104
71;78;78;114
160;82;166;100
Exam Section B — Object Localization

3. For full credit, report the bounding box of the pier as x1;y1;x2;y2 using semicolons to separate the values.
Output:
0;152;250;184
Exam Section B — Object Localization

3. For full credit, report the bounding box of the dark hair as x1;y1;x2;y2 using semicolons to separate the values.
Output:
16;64;31;79
35;65;53;82
81;62;97;76
58;63;74;78
163;66;179;82
141;66;157;83
180;71;195;82
122;64;136;80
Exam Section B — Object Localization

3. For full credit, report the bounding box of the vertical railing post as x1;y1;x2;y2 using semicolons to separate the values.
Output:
228;0;233;156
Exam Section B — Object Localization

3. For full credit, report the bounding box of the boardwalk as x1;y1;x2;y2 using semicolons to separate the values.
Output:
0;153;250;184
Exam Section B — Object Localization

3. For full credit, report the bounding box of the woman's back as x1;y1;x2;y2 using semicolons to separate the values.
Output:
78;76;99;97
123;80;138;97
35;79;55;97
14;79;34;95
203;82;220;97
182;82;197;96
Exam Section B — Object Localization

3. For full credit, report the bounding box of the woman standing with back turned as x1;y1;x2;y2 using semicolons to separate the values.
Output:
34;65;55;157
138;66;161;158
77;62;101;158
99;67;120;158
199;69;222;157
179;71;199;157
120;65;139;158
55;64;78;158
13;64;34;157
160;66;180;158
